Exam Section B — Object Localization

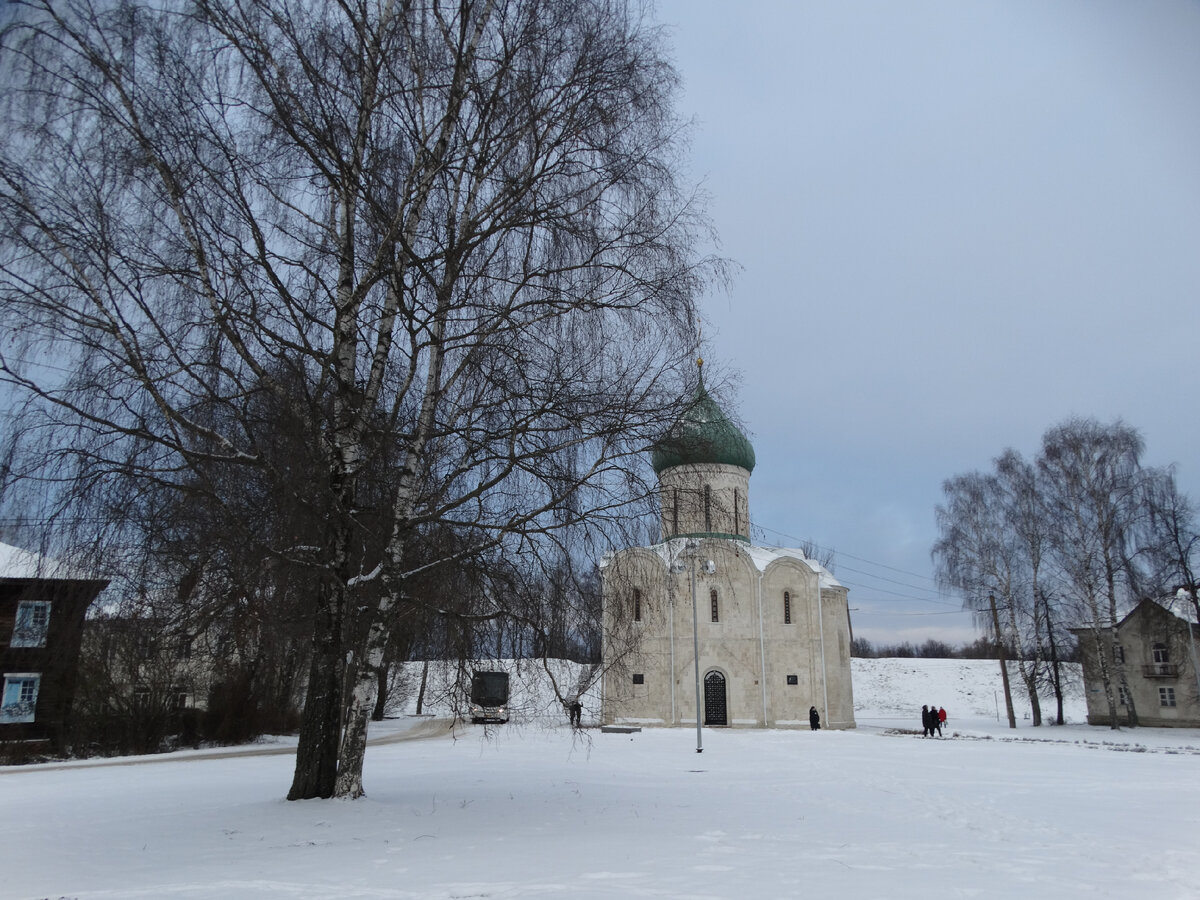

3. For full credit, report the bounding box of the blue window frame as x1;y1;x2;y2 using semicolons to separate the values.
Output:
2;674;41;723
10;601;51;648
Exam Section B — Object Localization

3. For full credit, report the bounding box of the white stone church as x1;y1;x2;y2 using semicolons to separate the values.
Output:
600;363;855;730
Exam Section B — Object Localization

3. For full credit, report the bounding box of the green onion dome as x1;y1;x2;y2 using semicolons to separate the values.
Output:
651;364;756;475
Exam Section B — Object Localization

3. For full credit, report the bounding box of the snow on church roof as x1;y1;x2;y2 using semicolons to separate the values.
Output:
741;544;843;589
611;537;843;590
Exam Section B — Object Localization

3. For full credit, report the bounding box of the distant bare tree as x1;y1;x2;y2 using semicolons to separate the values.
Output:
800;540;837;573
933;471;1018;728
1038;419;1151;729
850;636;875;658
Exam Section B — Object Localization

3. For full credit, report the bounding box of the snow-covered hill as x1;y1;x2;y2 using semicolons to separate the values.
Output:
851;657;1087;726
386;656;1088;729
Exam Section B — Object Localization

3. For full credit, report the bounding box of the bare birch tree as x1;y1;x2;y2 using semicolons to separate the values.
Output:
1038;419;1150;729
933;471;1018;728
0;0;716;798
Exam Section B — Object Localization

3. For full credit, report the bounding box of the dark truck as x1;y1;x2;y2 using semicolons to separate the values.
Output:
469;670;511;724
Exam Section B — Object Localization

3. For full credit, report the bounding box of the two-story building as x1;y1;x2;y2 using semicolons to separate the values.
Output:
1;541;108;753
1072;599;1200;728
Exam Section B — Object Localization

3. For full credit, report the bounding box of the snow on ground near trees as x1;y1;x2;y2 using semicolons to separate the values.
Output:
3;659;1199;900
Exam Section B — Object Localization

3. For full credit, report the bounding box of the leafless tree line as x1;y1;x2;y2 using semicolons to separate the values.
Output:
0;0;718;797
933;417;1200;729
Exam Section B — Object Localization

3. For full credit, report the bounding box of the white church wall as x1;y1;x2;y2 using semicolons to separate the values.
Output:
602;536;856;730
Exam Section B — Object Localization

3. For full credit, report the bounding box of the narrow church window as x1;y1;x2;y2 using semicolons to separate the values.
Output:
710;588;719;623
784;591;792;624
734;488;740;536
672;489;679;536
704;484;712;532
632;673;644;685
633;588;642;622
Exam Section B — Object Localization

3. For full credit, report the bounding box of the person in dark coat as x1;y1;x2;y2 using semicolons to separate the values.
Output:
809;706;820;730
921;704;931;737
931;702;942;736
569;699;582;728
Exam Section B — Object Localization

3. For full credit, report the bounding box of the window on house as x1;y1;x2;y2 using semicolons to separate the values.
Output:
176;635;192;660
710;588;719;623
10;601;51;648
633;589;642;623
1118;685;1130;706
786;675;798;685
1;673;41;723
1113;644;1124;664
135;633;155;661
632;673;644;685
784;591;792;625
1152;643;1169;664
1160;686;1177;708
172;688;189;711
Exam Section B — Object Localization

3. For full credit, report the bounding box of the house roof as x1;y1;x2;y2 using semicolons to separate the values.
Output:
0;540;104;583
1070;597;1200;636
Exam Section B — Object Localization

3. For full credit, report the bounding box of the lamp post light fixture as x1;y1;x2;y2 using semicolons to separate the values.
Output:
671;537;712;753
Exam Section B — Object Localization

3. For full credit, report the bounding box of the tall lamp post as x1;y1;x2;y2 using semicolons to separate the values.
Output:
671;538;713;754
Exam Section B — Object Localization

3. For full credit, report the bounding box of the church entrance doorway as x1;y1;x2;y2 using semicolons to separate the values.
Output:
703;671;727;725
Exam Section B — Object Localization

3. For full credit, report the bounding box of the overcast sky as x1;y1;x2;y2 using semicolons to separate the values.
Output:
652;0;1200;644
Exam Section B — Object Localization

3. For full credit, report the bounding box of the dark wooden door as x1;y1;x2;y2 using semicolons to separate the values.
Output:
703;671;727;725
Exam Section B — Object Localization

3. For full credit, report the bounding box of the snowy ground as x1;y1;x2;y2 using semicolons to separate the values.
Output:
3;658;1199;900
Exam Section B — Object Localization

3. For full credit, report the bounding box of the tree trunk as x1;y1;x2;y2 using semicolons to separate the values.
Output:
372;662;389;721
287;584;346;799
416;659;429;715
990;594;1017;728
1026;675;1043;726
335;594;396;799
1044;596;1066;725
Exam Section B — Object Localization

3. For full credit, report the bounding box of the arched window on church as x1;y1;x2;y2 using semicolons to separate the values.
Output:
672;489;679;536
784;591;791;624
704;484;712;532
710;588;719;623
734;488;741;536
633;588;642;622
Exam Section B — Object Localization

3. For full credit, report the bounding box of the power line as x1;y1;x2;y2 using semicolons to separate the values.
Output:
752;519;971;613
753;520;941;586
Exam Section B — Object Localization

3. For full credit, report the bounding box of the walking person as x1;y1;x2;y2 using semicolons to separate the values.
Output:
938;706;947;733
809;706;820;730
931;702;942;736
569;699;582;728
921;704;931;737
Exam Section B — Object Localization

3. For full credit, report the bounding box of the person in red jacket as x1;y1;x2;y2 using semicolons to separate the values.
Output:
938;706;947;732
